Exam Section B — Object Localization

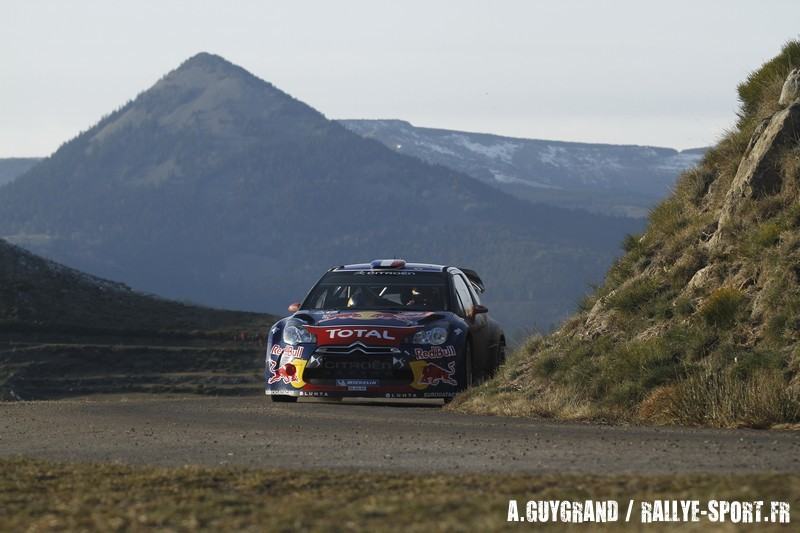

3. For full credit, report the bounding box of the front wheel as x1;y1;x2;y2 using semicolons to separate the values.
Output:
490;340;506;377
464;341;475;388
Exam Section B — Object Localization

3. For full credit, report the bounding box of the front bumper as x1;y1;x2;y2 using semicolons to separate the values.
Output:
265;341;460;398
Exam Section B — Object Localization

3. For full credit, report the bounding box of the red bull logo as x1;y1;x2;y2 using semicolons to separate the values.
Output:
409;360;457;389
420;361;457;386
270;344;304;357
414;345;456;359
267;360;297;384
267;359;307;388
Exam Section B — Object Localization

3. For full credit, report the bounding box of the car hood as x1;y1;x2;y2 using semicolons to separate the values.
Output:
290;310;450;347
292;310;446;327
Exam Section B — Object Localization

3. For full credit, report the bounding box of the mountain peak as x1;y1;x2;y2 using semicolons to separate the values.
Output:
83;53;313;146
158;52;257;89
173;52;244;77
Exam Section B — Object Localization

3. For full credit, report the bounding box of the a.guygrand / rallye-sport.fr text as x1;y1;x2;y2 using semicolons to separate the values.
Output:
265;260;506;402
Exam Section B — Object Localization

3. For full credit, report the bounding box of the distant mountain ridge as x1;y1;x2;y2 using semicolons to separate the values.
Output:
0;237;269;333
340;119;706;217
0;53;640;332
0;158;42;188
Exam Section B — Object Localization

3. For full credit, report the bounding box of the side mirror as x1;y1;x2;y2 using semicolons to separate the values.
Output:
288;302;300;313
473;304;489;315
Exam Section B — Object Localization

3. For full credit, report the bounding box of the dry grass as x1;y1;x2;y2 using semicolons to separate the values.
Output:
650;369;800;428
2;458;799;532
699;287;745;329
456;42;800;429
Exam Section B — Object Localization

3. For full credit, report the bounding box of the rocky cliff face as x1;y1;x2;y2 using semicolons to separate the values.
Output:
453;43;800;428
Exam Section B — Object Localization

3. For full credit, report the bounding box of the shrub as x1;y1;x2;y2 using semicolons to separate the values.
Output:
700;287;745;329
534;353;560;377
673;296;694;317
730;349;784;380
621;233;643;254
595;338;680;409
737;40;800;120
743;221;783;258
648;197;687;237
674;167;715;206
656;369;800;428
606;277;659;314
765;313;788;341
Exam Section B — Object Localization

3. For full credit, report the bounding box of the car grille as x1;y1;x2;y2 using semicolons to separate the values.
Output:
304;343;411;383
314;342;401;356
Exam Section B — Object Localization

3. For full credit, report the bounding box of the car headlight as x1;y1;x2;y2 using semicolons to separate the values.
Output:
282;324;316;345
412;327;448;345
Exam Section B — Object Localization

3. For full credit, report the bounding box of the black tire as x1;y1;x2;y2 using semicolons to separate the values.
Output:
464;341;475;388
270;395;298;403
491;340;506;377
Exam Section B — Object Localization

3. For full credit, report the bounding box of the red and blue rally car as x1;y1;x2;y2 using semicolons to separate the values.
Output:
265;260;506;402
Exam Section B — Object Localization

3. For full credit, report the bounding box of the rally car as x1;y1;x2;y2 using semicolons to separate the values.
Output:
265;259;505;402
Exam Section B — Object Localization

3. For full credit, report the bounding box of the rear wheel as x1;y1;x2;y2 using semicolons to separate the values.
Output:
270;395;298;403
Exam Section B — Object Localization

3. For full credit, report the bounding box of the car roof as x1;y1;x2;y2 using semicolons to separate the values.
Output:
334;262;448;273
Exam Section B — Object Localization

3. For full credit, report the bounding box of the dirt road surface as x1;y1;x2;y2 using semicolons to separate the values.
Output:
1;396;799;474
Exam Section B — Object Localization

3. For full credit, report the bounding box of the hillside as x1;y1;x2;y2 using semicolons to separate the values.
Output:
0;238;273;400
0;158;41;188
0;238;268;334
453;41;800;428
0;53;638;333
340;119;705;218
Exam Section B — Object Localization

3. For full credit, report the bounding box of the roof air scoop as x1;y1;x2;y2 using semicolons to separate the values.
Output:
370;259;406;269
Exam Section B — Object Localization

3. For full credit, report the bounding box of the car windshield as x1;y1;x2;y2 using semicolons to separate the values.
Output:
302;271;447;311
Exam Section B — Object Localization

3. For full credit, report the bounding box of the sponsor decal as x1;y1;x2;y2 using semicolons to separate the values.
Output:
354;271;416;276
323;359;392;371
270;344;304;357
319;311;435;324
298;391;329;397
409;360;457;389
336;379;379;387
320;311;403;322
305;325;420;346
384;393;417;398
267;358;307;388
414;345;456;359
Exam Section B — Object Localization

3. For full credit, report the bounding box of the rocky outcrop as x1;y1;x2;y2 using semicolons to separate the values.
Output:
712;99;800;245
779;68;800;106
580;295;615;340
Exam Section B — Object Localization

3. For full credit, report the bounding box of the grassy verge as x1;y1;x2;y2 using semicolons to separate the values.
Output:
452;41;800;428
0;459;798;531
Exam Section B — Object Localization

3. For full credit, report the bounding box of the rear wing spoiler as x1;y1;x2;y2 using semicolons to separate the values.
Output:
459;268;485;293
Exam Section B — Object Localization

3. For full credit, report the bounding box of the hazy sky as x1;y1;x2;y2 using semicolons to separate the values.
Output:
2;1;798;157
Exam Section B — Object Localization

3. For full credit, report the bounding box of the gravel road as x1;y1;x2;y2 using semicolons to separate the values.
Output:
1;396;799;474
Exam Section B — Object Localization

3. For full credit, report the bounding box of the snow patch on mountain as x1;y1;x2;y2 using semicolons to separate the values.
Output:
453;135;520;163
